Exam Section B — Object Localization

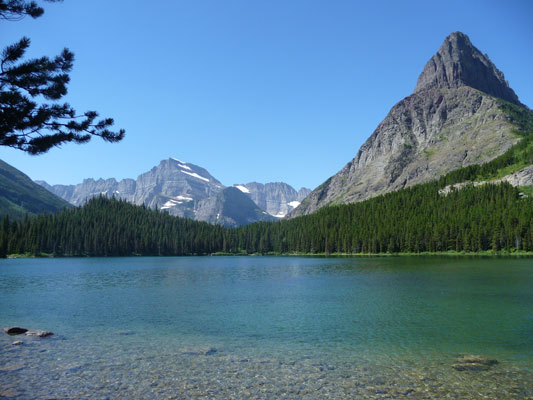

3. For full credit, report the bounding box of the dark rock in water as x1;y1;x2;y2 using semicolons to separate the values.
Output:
457;354;499;365
11;341;23;346
452;354;498;371
452;362;491;371
116;330;136;336
180;346;217;356
3;327;53;337
25;330;53;338
3;327;28;335
204;347;217;356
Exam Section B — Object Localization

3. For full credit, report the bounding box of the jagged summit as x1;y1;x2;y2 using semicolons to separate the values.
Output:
36;158;308;226
289;32;525;218
415;32;521;105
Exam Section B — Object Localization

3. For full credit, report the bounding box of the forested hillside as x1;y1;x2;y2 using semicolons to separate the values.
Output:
2;179;531;257
0;197;224;257
2;99;532;258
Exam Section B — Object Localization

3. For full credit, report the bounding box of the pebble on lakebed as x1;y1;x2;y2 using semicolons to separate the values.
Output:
179;346;218;356
452;354;499;371
3;327;53;338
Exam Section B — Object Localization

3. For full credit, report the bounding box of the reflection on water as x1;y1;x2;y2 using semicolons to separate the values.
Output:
0;256;532;399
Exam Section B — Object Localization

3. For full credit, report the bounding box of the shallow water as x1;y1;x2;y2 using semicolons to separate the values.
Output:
1;256;532;399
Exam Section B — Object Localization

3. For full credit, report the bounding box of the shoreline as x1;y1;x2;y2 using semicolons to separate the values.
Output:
5;250;533;259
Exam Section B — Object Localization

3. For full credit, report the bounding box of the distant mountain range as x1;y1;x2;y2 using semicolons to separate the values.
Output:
36;158;310;227
5;31;531;231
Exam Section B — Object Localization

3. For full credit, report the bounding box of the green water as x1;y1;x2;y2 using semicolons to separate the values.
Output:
1;256;532;399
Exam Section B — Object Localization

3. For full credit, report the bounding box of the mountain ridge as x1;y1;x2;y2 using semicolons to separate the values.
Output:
290;32;529;217
0;159;71;220
36;158;310;225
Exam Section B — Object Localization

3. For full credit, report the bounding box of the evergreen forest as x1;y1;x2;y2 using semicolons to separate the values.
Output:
1;180;531;257
1;100;532;258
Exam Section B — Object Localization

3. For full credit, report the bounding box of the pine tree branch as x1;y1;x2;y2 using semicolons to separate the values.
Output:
0;1;125;154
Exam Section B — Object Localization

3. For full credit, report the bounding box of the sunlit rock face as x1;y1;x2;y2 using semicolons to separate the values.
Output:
36;159;308;225
290;32;525;217
233;182;311;218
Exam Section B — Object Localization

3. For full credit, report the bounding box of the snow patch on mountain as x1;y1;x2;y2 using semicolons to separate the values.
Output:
235;185;250;194
176;195;193;201
161;199;183;209
181;170;210;182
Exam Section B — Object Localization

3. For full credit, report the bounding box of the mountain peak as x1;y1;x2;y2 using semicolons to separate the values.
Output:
290;32;525;218
414;32;521;105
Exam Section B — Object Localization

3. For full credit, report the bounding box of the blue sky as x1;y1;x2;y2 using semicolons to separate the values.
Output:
1;0;532;189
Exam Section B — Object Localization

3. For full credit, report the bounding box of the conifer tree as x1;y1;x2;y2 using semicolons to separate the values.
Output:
0;0;124;154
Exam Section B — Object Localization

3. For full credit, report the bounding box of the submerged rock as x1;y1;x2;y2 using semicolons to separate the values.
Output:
3;327;28;335
116;330;136;336
3;327;53;337
452;354;499;371
204;347;217;356
180;346;217;356
25;330;53;338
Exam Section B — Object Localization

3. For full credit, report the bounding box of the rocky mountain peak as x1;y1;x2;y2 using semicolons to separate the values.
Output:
414;32;521;105
36;157;308;226
290;32;525;218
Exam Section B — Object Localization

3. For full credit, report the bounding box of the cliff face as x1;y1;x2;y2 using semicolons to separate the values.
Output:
234;182;311;218
130;159;223;217
195;187;276;227
37;158;223;217
414;32;522;106
36;178;135;207
290;32;525;217
36;159;307;225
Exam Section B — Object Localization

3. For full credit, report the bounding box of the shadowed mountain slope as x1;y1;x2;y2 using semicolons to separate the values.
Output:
0;159;71;220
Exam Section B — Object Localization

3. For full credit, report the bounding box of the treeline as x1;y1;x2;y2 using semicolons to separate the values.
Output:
0;197;226;257
1;181;531;257
237;182;532;254
1;100;532;257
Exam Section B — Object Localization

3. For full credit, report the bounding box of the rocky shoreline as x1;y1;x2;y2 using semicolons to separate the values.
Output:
2;331;529;399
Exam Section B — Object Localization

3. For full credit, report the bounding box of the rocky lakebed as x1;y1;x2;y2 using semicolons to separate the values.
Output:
1;328;532;399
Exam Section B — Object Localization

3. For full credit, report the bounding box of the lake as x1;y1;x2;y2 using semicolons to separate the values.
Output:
1;256;532;399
